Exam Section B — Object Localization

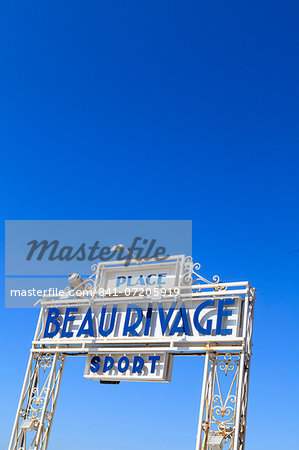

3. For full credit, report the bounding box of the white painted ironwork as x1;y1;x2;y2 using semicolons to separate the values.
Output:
9;352;65;450
9;255;255;450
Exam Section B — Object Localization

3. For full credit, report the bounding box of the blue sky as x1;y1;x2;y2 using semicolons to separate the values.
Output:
0;1;299;449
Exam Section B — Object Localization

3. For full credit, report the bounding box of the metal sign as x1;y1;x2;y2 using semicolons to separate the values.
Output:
99;259;182;295
40;255;242;345
84;352;173;382
42;298;241;343
9;255;256;450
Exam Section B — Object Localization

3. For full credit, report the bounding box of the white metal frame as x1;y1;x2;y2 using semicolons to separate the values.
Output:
9;256;255;450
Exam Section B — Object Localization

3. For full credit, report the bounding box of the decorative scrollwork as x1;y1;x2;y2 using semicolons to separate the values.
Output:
59;263;100;300
91;264;98;273
85;282;93;291
30;389;47;421
206;353;240;449
11;352;66;450
40;354;54;372
31;392;45;408
46;256;225;300
62;285;71;296
181;256;224;292
31;408;42;419
219;354;237;376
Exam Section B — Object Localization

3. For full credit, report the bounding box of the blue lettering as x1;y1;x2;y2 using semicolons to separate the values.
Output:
61;307;78;338
144;304;152;336
118;356;129;373
169;305;191;335
77;307;94;337
132;356;144;373
123;305;143;336
127;276;134;287
116;276;126;287
99;305;117;337
135;275;145;286
157;273;166;285
90;356;100;373
44;307;60;338
193;300;215;335
148;355;160;373
146;274;156;285
216;299;234;335
158;302;176;335
103;356;114;372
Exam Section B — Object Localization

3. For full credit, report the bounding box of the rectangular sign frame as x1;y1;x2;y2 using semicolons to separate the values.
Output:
97;255;184;296
84;351;174;382
32;256;252;355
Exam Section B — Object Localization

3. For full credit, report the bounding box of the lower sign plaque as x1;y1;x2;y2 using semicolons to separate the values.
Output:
84;352;173;382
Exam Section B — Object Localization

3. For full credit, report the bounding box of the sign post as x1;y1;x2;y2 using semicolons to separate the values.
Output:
9;255;255;450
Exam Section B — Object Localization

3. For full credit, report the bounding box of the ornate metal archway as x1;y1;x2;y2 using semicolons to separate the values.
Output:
9;256;255;450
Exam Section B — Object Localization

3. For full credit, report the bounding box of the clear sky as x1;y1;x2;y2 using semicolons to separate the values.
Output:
0;1;299;449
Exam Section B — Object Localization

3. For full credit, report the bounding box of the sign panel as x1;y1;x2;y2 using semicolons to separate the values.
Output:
98;260;182;296
84;352;173;382
38;256;246;348
41;297;241;342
